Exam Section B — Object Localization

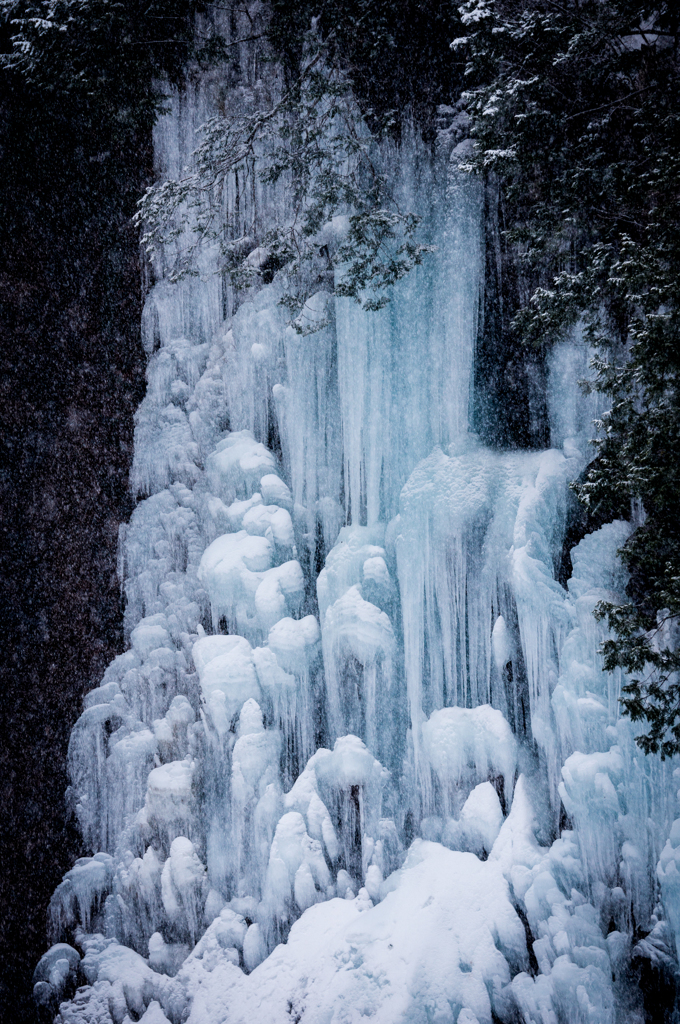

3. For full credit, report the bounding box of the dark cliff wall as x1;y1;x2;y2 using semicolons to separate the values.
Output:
0;63;148;1024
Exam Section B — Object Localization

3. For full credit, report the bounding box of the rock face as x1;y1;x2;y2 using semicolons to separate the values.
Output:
0;39;148;1024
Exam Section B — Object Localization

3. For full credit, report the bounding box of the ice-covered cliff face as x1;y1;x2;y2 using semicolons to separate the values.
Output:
36;29;680;1024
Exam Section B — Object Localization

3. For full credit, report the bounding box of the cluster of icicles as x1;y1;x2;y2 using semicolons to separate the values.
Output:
34;44;680;1024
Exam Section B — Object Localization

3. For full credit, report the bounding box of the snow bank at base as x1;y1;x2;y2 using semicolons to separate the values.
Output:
185;841;526;1024
52;779;623;1024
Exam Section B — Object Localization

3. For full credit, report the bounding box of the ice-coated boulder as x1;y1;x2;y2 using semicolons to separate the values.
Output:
144;759;194;848
205;430;277;504
421;704;517;816
198;530;304;641
161;836;208;944
193;634;261;720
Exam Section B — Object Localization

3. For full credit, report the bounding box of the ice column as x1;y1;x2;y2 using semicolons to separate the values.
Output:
335;156;482;526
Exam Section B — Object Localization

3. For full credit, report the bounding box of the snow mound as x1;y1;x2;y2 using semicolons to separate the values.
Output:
187;840;527;1024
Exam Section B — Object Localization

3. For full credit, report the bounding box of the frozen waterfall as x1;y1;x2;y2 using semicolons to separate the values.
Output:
36;27;680;1024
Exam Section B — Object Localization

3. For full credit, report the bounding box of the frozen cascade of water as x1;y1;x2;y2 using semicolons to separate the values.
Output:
37;26;680;1024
